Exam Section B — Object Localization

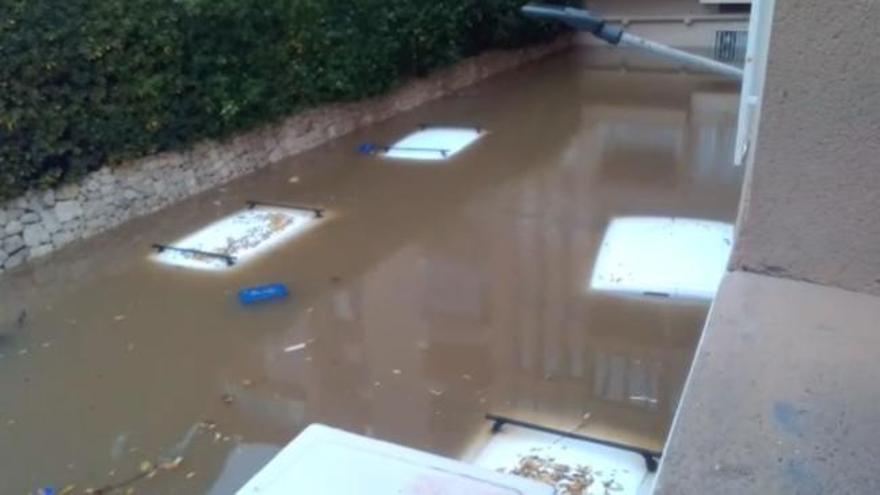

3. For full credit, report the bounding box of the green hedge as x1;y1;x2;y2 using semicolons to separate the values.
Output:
0;0;570;200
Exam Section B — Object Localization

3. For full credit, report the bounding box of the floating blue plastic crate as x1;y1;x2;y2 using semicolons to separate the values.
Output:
239;284;290;306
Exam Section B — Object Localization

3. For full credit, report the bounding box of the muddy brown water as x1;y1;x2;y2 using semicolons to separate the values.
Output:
0;48;742;494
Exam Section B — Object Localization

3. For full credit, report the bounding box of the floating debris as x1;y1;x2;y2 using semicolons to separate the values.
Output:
17;310;27;328
41;341;52;348
18;348;28;356
197;419;218;431
628;395;658;405
241;379;254;388
239;284;289;306
461;374;472;381
186;471;196;479
392;369;402;375
429;389;444;396
373;381;381;387
289;176;300;184
506;455;595;495
113;315;126;322
159;456;183;471
221;393;235;405
59;485;76;495
283;343;307;353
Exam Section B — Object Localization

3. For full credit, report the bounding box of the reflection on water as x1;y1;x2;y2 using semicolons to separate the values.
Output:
0;49;742;494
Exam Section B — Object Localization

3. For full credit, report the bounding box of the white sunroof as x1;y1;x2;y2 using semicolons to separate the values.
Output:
589;217;734;300
152;205;321;271
382;126;483;161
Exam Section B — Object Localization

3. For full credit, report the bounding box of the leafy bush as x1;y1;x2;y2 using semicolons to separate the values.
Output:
0;0;570;200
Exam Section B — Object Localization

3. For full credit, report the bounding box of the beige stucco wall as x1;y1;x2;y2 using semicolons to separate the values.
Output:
732;0;880;296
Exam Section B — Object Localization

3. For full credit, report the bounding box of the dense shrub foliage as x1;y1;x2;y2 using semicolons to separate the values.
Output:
0;0;569;200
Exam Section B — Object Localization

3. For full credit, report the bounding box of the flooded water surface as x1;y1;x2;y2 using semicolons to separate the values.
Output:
0;49;742;493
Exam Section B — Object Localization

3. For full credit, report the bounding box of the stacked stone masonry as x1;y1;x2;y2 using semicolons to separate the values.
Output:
0;39;571;274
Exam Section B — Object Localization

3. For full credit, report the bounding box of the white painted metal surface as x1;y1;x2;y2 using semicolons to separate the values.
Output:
153;206;318;271
619;32;744;80
589;217;734;300
237;424;554;495
472;424;654;495
735;0;776;165
385;127;483;161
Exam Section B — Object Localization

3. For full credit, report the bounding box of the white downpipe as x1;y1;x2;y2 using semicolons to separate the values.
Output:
734;0;777;166
619;32;744;81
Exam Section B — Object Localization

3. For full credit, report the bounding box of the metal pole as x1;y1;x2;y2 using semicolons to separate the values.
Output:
521;3;743;81
619;32;744;80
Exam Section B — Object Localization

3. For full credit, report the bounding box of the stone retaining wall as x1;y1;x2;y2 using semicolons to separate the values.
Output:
0;38;571;274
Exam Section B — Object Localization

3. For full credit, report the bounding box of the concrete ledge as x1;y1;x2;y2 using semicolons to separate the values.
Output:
655;271;880;494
